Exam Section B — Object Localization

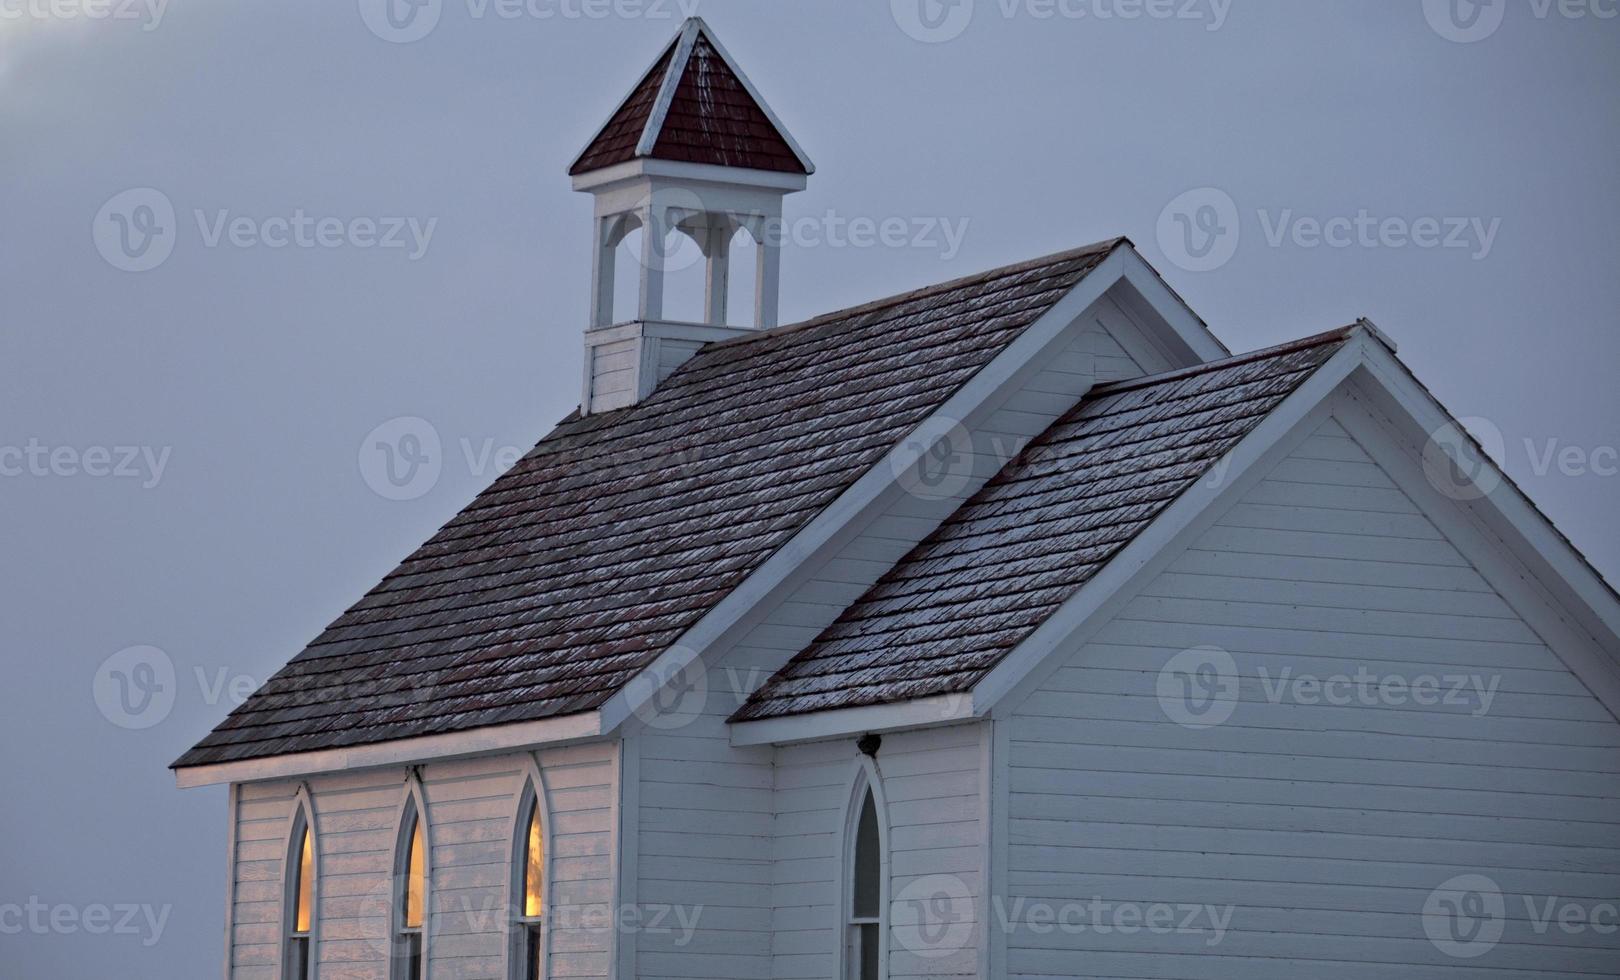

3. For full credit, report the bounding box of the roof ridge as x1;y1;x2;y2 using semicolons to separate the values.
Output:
1087;323;1360;398
708;237;1130;350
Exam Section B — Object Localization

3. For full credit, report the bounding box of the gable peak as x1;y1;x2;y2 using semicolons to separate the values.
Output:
570;18;813;177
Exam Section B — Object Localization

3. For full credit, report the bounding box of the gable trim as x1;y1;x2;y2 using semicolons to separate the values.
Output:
971;338;1368;719
174;711;603;789
574;18;816;178
609;243;1222;738
1335;376;1620;722
635;20;703;159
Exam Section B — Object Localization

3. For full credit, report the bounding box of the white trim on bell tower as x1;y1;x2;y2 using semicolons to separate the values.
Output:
569;18;812;415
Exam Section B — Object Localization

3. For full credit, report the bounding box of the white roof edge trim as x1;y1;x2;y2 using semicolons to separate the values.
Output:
173;710;604;789
568;23;686;172
599;243;1150;736
969;329;1377;718
1115;251;1229;362
728;694;976;747
679;17;816;174
634;19;702;158
1346;341;1620;713
965;326;1620;724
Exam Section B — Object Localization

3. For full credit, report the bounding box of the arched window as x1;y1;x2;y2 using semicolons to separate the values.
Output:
509;775;547;980
391;780;429;980
283;792;317;980
845;764;887;980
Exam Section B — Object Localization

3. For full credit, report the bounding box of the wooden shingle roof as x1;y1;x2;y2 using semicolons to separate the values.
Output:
732;329;1355;721
173;240;1123;768
569;20;810;176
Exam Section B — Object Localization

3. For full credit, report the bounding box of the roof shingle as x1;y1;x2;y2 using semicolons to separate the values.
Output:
174;240;1124;768
570;25;807;176
732;328;1354;722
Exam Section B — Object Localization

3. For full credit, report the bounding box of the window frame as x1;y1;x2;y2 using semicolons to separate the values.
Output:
508;760;550;980
390;774;431;980
282;786;318;980
841;757;889;980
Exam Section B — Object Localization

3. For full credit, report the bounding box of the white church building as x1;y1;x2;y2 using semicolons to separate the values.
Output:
174;18;1620;980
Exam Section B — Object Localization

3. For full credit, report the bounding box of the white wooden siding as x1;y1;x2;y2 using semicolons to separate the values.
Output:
225;743;617;980
1002;415;1620;978
769;725;989;980
628;291;1155;980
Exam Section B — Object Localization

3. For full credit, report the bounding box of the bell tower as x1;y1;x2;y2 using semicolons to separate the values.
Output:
570;17;814;415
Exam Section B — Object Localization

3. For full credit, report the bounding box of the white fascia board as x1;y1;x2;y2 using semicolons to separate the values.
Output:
1115;249;1231;362
1345;342;1620;713
685;18;816;175
635;20;701;157
572;158;810;196
173;710;604;789
728;695;976;747
600;243;1143;736
569;25;685;173
969;330;1376;718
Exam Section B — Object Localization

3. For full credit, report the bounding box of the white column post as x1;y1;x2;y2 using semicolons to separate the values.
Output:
590;215;618;328
755;220;782;330
703;215;733;327
637;202;666;323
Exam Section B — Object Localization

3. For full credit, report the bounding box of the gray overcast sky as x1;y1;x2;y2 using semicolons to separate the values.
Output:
2;1;1616;975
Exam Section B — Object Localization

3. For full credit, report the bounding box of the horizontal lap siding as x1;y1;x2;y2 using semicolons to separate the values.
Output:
633;297;1151;979
636;688;776;979
1004;416;1620;979
227;744;617;980
771;725;988;980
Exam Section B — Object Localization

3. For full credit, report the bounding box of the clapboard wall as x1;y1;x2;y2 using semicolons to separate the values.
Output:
628;293;1156;980
1001;413;1620;978
225;742;618;980
770;724;990;980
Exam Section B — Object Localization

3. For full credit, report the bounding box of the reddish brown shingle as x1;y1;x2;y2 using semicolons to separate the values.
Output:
569;24;807;176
